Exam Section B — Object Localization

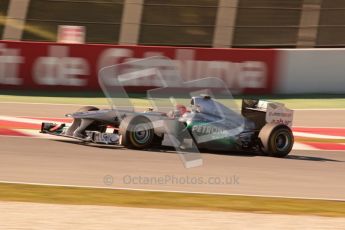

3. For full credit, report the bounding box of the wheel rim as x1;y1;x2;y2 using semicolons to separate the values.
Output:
132;123;151;144
275;132;290;151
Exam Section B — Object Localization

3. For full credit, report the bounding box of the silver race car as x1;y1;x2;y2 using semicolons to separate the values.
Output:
41;95;294;157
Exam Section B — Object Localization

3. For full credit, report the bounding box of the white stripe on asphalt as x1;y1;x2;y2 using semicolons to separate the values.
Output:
293;131;345;139
0;115;49;124
0;180;343;202
0;115;70;125
0;101;99;106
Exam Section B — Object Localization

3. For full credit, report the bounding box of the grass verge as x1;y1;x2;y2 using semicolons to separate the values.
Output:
0;183;344;217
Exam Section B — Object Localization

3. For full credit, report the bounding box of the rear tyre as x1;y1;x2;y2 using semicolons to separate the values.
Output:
119;115;155;149
259;123;294;158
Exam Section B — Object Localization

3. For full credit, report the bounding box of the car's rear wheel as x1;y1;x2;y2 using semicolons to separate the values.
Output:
119;115;156;149
259;123;294;157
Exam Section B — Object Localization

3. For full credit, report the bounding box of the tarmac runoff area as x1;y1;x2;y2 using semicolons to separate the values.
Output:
0;201;344;230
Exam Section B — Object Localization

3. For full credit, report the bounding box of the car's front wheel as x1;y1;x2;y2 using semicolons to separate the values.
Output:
119;115;156;149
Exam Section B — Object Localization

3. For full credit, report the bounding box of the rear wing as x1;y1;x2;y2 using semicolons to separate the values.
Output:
241;99;293;129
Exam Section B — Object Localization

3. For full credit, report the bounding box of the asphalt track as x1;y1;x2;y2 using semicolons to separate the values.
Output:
0;103;345;200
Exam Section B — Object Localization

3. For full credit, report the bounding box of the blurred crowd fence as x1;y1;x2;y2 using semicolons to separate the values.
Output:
2;0;345;48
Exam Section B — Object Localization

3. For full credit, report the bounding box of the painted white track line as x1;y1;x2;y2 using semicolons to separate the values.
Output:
0;101;98;106
0;180;344;202
0;115;55;124
293;131;345;139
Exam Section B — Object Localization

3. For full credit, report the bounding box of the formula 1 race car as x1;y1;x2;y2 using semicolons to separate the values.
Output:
41;95;294;158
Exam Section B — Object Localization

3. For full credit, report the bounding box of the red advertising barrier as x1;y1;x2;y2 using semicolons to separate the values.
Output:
0;41;278;94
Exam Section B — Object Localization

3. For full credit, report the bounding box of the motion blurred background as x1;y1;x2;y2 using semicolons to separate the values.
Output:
0;0;343;48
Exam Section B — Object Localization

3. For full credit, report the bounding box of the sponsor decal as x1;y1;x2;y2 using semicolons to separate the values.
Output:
266;103;294;127
0;41;277;94
268;111;292;117
192;124;226;136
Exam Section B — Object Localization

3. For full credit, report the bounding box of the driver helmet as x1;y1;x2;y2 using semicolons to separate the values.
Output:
168;104;187;118
175;104;187;115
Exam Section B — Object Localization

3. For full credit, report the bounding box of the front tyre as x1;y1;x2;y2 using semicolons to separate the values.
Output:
259;123;294;158
119;115;155;149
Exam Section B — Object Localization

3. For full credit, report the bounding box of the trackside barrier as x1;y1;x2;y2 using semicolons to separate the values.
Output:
1;41;344;94
0;41;276;94
277;49;345;94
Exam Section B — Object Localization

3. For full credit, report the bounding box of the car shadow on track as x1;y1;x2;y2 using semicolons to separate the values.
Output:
52;139;126;150
142;146;258;158
150;146;344;162
51;140;343;162
52;139;257;157
286;155;343;162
